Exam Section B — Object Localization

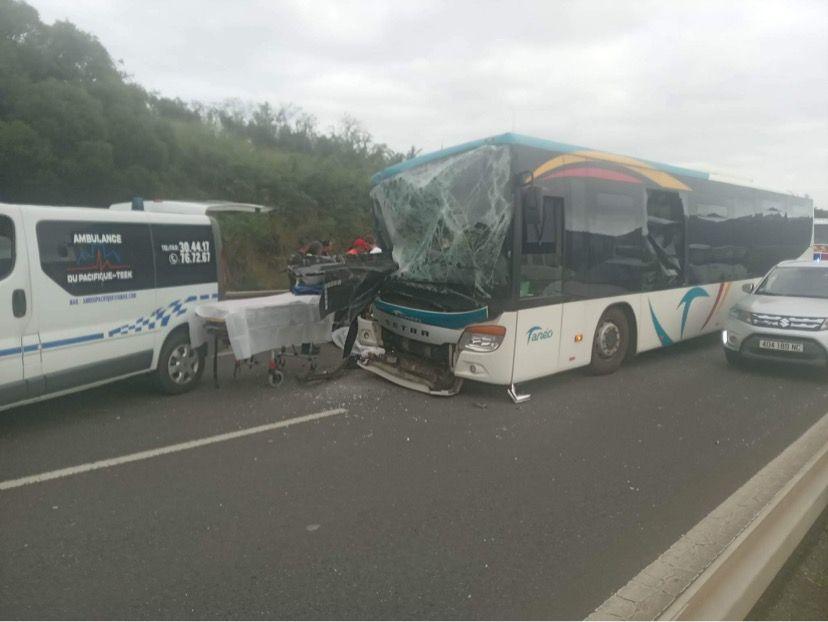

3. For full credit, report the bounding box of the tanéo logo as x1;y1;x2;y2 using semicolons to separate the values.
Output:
526;325;554;344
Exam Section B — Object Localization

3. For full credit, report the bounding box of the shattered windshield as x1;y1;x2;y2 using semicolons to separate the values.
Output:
371;145;513;299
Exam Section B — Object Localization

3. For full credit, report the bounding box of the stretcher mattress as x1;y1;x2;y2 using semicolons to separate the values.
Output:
190;293;333;359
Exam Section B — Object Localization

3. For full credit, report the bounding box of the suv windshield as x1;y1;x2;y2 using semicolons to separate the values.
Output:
370;145;513;299
756;266;828;299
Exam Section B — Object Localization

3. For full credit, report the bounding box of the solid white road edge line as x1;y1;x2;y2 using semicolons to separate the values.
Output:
588;410;828;621
0;408;348;492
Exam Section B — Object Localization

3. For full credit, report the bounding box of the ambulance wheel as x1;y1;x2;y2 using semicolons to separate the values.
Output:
155;329;205;394
588;307;630;375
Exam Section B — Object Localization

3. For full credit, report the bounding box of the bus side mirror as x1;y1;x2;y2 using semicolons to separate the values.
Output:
516;170;534;186
742;283;754;293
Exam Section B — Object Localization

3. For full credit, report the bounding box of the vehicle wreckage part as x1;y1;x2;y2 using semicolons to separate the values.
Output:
309;254;398;325
357;315;382;347
507;383;531;404
358;357;463;397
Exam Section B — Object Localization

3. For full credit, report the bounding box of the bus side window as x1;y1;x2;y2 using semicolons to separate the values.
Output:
645;189;685;287
520;195;564;297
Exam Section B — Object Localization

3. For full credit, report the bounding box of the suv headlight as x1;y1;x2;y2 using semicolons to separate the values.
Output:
821;318;828;331
729;307;752;323
458;325;506;353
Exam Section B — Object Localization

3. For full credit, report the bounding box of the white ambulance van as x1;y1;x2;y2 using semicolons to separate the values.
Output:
0;200;241;412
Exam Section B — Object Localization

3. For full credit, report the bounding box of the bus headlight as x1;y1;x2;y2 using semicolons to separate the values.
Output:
459;325;506;353
728;306;751;324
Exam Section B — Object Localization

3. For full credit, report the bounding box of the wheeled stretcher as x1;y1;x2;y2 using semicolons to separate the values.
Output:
189;253;398;389
190;292;338;388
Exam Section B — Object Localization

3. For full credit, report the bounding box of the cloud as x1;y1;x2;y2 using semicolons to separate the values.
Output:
29;0;828;206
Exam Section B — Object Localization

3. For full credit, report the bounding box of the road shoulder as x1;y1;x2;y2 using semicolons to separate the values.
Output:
588;411;828;621
750;506;828;620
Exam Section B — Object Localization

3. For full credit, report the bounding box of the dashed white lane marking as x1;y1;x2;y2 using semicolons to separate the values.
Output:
0;408;347;491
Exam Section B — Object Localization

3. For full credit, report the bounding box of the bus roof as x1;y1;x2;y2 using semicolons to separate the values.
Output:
371;133;712;185
372;133;805;199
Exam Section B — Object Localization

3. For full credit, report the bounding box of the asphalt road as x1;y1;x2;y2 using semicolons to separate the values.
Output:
1;336;827;619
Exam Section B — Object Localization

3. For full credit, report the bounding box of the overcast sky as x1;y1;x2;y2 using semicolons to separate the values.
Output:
30;0;828;208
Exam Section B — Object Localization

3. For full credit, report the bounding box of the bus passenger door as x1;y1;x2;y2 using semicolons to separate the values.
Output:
512;190;566;383
644;189;686;291
0;206;32;406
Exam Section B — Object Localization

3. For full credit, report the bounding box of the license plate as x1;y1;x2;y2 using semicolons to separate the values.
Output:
758;339;804;353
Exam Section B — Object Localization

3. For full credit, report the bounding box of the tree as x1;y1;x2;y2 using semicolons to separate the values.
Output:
0;0;412;288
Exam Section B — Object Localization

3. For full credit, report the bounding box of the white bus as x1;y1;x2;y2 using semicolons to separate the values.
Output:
355;134;814;401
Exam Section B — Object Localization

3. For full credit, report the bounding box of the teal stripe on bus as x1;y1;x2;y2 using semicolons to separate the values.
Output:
374;298;487;329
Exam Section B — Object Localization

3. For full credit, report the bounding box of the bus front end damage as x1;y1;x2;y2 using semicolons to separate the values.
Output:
358;281;488;396
355;143;515;395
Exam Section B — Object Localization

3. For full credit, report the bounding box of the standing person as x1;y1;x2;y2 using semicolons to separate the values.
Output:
347;237;366;255
364;234;382;254
347;236;374;255
320;239;335;257
305;240;323;256
289;239;310;286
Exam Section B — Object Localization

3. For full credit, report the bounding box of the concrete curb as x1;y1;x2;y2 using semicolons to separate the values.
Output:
587;412;828;621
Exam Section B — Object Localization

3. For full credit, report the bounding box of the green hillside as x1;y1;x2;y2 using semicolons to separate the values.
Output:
0;0;410;288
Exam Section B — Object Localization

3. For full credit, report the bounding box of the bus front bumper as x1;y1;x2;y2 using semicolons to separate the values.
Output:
358;356;463;396
355;315;463;396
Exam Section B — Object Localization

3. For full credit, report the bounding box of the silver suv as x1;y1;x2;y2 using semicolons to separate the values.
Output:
723;260;828;367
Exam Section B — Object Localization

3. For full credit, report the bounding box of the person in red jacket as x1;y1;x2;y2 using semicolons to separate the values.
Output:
347;237;373;255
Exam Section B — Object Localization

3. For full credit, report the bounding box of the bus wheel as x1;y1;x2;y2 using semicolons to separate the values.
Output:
588;307;630;375
155;329;205;395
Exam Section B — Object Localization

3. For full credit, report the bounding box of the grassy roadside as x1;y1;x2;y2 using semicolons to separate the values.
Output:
749;506;828;620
